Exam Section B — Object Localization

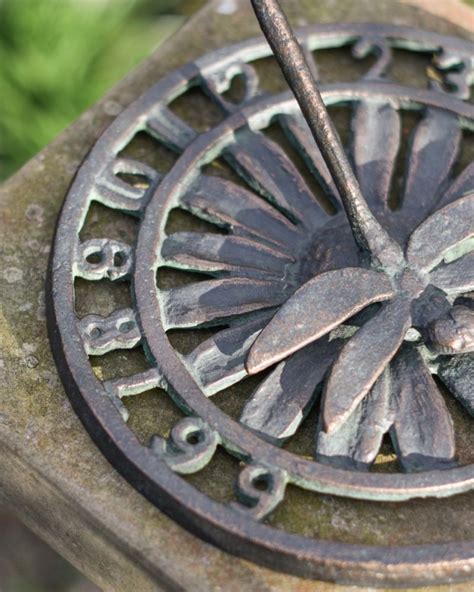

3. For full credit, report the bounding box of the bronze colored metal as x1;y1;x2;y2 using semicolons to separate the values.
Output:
251;0;404;271
47;6;474;586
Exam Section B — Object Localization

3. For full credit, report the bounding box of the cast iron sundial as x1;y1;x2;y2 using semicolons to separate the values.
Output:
47;0;474;586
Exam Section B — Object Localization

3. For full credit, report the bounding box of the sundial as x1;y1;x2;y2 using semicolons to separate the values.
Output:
46;0;474;586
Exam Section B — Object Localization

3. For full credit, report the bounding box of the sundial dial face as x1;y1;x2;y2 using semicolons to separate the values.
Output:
48;14;474;587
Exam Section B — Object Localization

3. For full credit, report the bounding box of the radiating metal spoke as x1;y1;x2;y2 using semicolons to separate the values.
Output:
251;0;404;271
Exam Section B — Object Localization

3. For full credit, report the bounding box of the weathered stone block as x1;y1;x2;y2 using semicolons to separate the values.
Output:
1;1;473;590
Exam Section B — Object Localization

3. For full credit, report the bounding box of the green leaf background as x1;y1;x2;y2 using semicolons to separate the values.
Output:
0;0;196;180
0;0;472;181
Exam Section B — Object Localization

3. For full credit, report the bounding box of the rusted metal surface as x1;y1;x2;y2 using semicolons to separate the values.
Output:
47;7;474;586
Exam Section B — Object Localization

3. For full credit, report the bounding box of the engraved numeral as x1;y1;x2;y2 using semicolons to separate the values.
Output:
78;308;141;356
231;464;287;520
200;62;260;114
151;417;220;474
103;368;163;422
92;158;161;214
434;51;473;100
75;239;133;281
352;36;392;80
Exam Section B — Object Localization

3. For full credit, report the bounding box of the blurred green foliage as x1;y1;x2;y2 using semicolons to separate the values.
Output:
0;0;193;180
0;0;472;180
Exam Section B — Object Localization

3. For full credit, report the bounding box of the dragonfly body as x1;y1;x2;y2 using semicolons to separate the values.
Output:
428;305;474;354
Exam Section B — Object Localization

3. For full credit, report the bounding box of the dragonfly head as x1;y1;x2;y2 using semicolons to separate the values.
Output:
427;305;474;355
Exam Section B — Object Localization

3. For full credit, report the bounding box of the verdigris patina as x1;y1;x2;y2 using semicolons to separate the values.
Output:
4;5;472;589
46;0;474;586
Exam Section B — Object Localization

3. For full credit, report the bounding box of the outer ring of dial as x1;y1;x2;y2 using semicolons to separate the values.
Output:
49;26;474;585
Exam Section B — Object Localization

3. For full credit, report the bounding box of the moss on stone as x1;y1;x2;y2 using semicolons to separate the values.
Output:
1;0;473;590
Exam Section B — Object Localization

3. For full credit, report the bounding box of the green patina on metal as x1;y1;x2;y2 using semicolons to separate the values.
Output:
2;1;474;590
46;0;474;582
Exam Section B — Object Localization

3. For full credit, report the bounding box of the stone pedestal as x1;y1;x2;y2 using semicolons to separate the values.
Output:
1;1;472;590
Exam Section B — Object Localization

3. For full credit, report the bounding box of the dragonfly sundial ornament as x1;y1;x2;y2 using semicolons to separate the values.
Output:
47;0;474;586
